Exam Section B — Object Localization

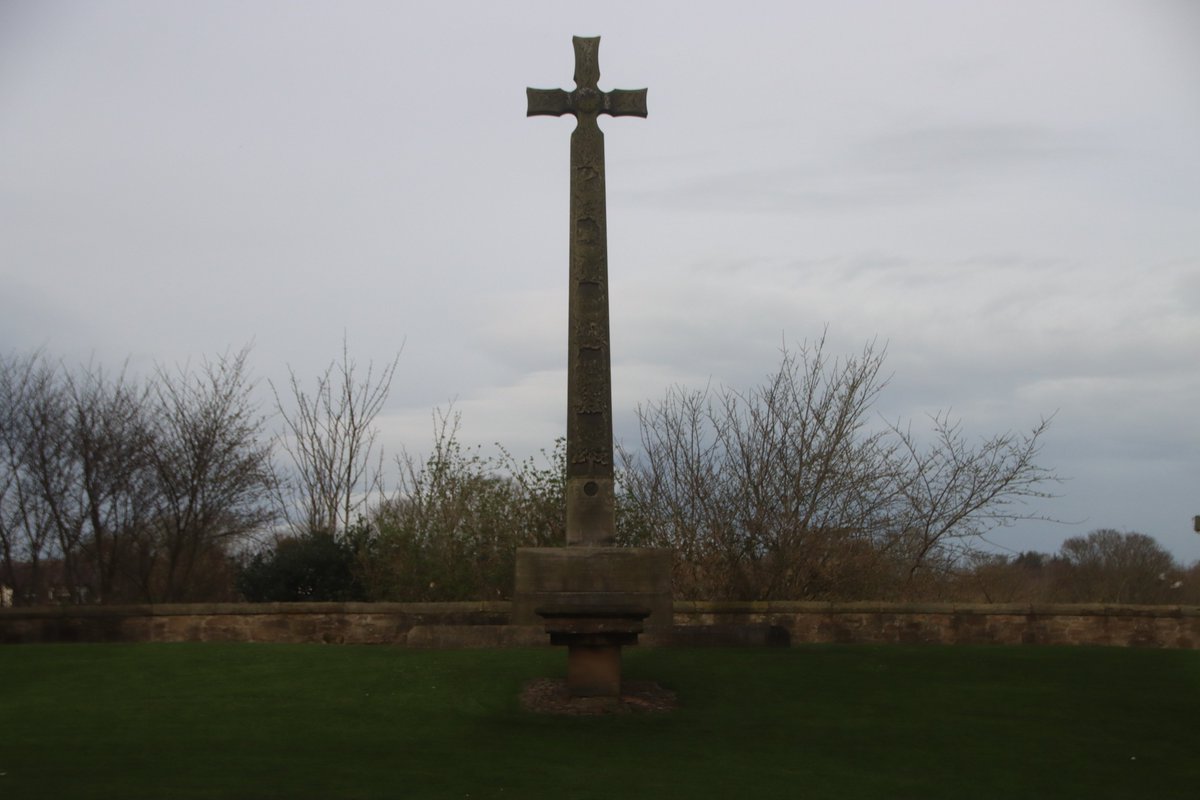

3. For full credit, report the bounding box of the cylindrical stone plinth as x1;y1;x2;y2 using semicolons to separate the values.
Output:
566;644;622;697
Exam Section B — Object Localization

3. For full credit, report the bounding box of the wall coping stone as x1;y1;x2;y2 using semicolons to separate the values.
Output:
0;601;510;619
672;601;1200;617
2;601;1197;619
3;601;1197;647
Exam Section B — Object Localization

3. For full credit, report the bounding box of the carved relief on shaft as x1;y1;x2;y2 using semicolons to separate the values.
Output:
528;36;647;546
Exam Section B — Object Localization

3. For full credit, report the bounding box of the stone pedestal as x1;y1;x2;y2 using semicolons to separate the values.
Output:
515;547;671;699
512;547;672;630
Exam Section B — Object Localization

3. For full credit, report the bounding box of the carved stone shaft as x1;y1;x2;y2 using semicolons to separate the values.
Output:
527;36;647;546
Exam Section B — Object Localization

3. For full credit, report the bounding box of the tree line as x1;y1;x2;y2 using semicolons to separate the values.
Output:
968;529;1199;605
0;349;271;603
3;339;1194;606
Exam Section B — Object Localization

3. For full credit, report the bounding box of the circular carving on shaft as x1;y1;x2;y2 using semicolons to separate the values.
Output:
584;481;599;496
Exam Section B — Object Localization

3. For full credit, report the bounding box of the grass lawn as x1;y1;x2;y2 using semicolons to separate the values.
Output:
1;642;1196;799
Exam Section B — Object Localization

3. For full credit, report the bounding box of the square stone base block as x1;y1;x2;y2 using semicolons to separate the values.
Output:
512;547;672;630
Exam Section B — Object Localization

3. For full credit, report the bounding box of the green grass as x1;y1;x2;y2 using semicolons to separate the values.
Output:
1;644;1196;799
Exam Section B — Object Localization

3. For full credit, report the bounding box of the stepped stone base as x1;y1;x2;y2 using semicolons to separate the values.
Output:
537;602;650;696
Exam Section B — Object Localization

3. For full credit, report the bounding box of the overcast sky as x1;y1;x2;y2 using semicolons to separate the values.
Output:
2;1;1198;561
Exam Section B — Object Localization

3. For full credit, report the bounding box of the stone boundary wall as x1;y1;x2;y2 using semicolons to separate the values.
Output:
670;601;1200;649
0;602;532;648
2;601;1198;648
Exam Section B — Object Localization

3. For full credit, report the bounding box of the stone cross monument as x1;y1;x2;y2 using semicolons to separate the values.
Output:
514;37;671;700
527;36;646;547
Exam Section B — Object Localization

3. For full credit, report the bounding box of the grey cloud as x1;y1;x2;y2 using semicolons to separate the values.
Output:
632;123;1094;215
856;123;1090;174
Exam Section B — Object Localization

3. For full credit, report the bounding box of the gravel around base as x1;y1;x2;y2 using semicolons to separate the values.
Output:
519;678;678;715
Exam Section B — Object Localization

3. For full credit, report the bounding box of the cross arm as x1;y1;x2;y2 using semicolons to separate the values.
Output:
527;87;573;117
604;88;648;118
527;86;648;119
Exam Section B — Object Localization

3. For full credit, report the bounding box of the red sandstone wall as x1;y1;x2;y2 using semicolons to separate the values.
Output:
1;601;1197;648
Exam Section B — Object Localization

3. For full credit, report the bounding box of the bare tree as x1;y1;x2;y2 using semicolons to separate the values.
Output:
619;335;1059;601
271;340;399;538
0;349;274;604
62;361;157;600
882;412;1058;592
0;353;60;601
0;353;155;602
142;348;275;601
620;336;899;599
